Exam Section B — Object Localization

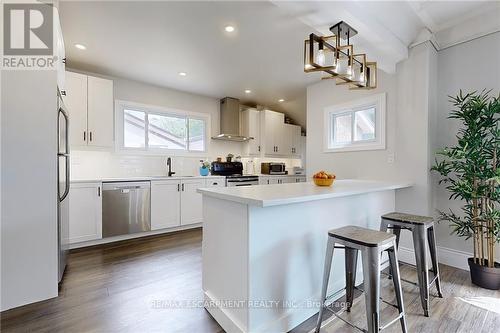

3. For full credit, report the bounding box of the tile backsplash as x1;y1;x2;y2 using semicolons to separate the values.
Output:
70;150;303;180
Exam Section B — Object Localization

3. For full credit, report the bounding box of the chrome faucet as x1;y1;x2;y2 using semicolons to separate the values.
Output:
167;157;175;177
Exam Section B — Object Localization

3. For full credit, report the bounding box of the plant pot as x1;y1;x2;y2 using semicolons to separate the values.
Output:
226;157;232;162
468;258;500;290
199;167;209;176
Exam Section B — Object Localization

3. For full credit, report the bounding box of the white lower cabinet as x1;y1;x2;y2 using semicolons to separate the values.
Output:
181;179;205;226
69;182;102;244
287;176;307;183
151;179;181;230
151;177;223;230
260;175;306;185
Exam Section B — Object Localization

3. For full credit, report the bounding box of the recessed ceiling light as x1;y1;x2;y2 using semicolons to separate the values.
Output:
278;99;285;103
244;89;251;94
178;72;187;76
74;43;86;50
224;25;235;32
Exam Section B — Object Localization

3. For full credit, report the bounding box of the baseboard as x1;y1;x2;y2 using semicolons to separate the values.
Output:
69;223;202;249
398;245;471;271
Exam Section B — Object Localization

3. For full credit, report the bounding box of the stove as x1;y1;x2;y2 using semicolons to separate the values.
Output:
211;162;260;186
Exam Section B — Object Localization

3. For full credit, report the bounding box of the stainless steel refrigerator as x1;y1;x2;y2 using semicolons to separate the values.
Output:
57;91;70;282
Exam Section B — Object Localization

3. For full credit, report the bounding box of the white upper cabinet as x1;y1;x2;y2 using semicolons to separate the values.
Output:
241;108;261;156
64;71;113;149
151;179;181;230
180;179;205;226
87;76;114;148
284;124;302;156
262;110;285;156
64;72;88;146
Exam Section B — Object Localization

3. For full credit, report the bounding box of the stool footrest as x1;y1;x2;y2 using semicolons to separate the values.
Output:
381;269;439;289
380;312;405;331
354;286;399;309
325;306;367;333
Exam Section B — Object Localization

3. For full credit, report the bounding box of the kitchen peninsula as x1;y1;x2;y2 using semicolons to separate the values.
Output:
198;180;411;333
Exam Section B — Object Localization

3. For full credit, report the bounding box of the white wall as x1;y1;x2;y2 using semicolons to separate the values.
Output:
435;32;500;255
306;70;398;180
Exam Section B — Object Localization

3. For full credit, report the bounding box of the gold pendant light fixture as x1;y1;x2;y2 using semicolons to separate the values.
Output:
304;21;377;90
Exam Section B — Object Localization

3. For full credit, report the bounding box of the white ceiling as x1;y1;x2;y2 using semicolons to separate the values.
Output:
59;1;499;128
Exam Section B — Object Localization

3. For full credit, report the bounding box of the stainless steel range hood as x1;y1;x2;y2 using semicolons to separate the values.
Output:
212;97;253;142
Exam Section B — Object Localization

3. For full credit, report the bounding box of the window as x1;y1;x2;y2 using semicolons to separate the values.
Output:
117;101;208;153
324;93;385;152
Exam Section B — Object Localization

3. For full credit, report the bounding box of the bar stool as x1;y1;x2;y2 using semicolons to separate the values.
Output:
316;226;407;333
380;212;443;317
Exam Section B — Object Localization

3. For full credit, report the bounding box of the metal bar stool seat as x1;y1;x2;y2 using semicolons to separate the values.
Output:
381;212;443;317
316;226;408;333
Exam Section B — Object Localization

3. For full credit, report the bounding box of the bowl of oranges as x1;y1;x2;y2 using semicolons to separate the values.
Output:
313;171;336;186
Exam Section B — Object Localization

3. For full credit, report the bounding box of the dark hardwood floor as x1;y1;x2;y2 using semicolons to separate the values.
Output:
2;228;499;333
1;228;223;333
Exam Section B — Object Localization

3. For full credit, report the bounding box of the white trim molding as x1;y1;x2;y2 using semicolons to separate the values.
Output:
398;245;472;271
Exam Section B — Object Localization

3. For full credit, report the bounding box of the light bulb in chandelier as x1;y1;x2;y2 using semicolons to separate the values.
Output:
346;65;352;77
359;69;365;83
316;49;325;67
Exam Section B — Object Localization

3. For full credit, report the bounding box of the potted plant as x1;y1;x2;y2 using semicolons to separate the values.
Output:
432;90;500;290
226;153;234;163
199;160;210;176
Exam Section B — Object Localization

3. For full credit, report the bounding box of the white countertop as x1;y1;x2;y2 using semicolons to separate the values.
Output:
70;175;225;183
197;179;412;207
71;174;305;183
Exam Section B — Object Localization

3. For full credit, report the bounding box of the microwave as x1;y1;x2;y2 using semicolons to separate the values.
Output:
261;162;287;175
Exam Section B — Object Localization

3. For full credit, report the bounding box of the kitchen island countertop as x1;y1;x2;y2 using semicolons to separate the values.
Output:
198;179;411;207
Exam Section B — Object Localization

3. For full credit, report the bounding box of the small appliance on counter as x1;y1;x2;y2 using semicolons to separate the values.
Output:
292;167;305;175
211;161;259;186
261;162;287;175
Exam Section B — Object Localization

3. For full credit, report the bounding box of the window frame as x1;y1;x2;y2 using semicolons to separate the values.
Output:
115;100;210;155
324;93;386;153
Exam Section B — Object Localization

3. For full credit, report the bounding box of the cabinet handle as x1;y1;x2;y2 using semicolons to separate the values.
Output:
83;131;86;142
213;182;218;185
258;145;261;152
182;183;184;191
89;131;93;142
177;184;180;192
97;186;101;197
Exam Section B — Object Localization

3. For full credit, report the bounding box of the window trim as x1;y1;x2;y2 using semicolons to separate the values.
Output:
115;100;210;155
323;93;386;153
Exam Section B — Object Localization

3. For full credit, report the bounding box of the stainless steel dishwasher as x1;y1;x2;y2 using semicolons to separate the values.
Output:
102;181;151;237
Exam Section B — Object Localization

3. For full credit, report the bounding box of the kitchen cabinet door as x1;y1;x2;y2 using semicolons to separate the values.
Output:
87;76;113;148
291;125;302;156
69;182;102;244
289;176;306;183
263;110;285;156
261;176;279;185
283;124;294;156
151;180;181;230
64;71;88;147
181;179;205;225
241;109;261;156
